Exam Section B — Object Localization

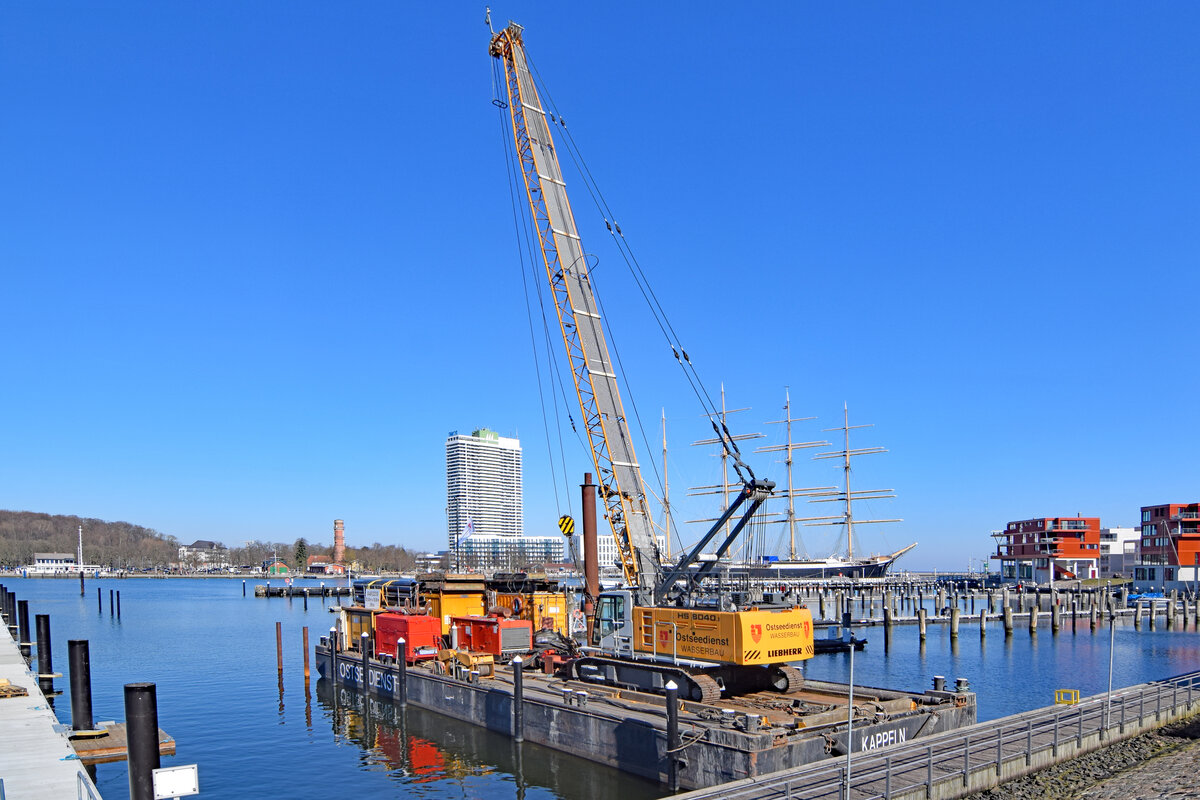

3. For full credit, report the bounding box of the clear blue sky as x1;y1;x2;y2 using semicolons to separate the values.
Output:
2;3;1196;568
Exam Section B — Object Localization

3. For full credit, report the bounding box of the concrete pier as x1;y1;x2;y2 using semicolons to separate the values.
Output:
0;624;102;798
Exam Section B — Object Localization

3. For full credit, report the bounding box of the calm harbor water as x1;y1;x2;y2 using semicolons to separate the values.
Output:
7;576;1200;799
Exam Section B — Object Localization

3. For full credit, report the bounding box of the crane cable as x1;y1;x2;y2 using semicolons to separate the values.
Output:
527;58;731;435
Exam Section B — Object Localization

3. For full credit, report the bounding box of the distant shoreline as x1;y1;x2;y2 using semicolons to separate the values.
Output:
0;571;360;581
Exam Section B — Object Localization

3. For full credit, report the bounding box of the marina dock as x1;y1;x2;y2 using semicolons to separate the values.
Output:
0;626;102;799
254;584;351;598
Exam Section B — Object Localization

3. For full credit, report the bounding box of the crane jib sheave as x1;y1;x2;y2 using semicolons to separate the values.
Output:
491;24;660;601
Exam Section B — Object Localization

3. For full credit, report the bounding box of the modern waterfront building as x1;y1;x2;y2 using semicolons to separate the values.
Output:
446;428;523;551
1098;526;1139;578
453;533;564;571
990;515;1101;584
1133;502;1200;587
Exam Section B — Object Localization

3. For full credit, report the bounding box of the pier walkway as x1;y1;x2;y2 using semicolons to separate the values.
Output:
675;670;1200;800
0;629;101;798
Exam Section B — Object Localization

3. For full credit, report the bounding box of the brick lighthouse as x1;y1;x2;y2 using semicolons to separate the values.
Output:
333;519;345;565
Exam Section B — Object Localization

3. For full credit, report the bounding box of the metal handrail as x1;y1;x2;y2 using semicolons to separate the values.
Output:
676;670;1200;800
76;771;101;800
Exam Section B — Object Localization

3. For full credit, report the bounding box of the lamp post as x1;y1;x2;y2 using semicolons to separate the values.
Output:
1105;581;1115;733
845;618;855;793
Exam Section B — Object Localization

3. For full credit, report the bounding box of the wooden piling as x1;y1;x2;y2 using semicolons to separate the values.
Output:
276;621;283;673
918;608;927;641
1029;605;1038;633
950;607;960;638
1134;600;1143;628
302;627;310;681
979;608;986;638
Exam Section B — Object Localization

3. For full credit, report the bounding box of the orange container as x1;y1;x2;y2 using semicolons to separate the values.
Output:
450;615;532;658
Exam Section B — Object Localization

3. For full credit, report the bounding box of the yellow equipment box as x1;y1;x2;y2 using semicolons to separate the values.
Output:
633;606;814;665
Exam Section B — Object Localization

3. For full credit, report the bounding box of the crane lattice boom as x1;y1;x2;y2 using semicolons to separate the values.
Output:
491;23;660;603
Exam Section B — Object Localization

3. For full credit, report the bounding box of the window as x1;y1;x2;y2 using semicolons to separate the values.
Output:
1136;568;1147;580
1149;568;1157;580
1166;568;1175;581
1143;510;1152;523
593;594;624;646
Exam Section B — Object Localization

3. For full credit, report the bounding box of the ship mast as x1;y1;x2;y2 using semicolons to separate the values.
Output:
687;387;763;551
755;388;831;559
805;404;901;559
662;408;671;560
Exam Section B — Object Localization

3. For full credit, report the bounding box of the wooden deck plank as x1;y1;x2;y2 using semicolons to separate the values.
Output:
70;722;177;765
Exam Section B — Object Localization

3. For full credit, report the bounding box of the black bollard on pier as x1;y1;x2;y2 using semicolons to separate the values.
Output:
17;600;32;659
512;656;524;743
397;637;408;709
124;683;161;800
360;632;370;692
35;613;54;694
68;640;94;731
665;679;681;791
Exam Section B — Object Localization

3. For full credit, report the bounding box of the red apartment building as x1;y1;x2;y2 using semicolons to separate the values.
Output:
1134;502;1200;586
991;515;1101;584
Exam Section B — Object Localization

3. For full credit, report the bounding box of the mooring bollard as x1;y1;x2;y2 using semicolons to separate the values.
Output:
17;599;32;659
665;679;681;792
397;637;408;709
512;657;525;743
329;627;338;677
68;640;94;731
125;682;161;800
360;632;370;692
35;613;54;694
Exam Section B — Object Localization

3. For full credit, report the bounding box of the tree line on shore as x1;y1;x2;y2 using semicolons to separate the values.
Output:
0;510;424;573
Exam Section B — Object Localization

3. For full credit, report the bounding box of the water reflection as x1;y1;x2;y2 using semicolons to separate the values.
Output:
314;680;661;800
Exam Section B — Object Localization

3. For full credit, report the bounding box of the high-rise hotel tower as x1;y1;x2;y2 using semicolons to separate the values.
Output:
446;429;523;550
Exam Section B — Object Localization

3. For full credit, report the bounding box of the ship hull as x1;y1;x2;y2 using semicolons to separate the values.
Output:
733;556;898;580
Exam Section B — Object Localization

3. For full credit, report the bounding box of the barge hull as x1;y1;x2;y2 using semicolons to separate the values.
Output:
315;645;976;789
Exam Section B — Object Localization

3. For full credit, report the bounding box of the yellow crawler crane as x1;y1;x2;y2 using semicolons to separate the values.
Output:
490;20;813;702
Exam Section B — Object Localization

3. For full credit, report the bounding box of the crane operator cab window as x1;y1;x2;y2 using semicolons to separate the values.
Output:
593;594;624;647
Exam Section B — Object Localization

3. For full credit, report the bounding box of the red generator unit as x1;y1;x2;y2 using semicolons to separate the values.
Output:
374;612;443;663
450;615;532;659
